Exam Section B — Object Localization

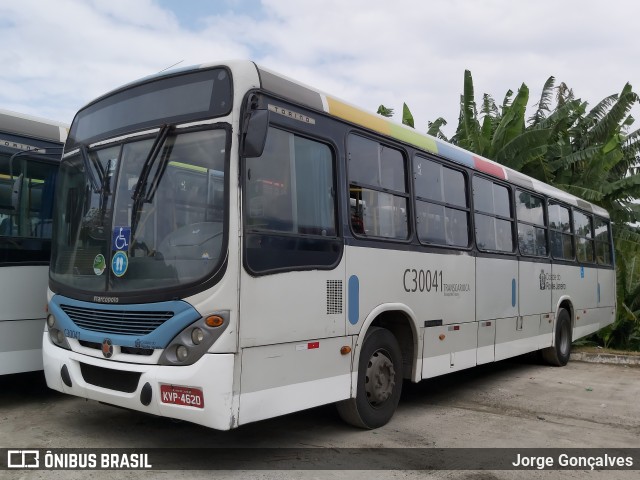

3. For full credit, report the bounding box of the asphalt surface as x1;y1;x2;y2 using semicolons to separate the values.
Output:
1;356;638;479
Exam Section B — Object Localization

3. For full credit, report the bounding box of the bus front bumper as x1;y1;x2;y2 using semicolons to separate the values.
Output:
43;333;236;430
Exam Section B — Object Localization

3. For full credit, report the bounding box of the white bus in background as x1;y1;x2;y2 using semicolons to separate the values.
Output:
0;109;67;375
43;61;615;430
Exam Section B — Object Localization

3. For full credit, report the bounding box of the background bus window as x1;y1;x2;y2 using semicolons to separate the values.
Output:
414;157;469;247
516;190;547;256
574;210;595;263
0;156;57;263
473;176;513;252
548;202;573;259
348;134;408;240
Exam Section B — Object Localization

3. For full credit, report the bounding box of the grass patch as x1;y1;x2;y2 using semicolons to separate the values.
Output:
571;346;640;356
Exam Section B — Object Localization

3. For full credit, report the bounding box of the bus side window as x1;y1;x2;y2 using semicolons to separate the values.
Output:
243;126;340;274
348;134;409;240
414;157;469;247
473;176;514;253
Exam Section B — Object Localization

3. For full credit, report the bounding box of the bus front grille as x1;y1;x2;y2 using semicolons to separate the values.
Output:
60;305;173;336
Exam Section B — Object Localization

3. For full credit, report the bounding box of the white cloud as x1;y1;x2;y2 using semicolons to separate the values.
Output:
0;0;638;135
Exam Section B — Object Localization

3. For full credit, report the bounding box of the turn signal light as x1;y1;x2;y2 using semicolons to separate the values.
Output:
205;315;224;328
340;346;351;355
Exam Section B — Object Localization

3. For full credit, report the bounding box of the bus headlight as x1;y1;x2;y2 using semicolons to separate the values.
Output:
191;328;204;345
46;314;71;350
158;310;229;366
176;345;189;362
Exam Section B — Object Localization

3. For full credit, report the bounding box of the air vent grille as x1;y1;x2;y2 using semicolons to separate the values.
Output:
326;280;343;315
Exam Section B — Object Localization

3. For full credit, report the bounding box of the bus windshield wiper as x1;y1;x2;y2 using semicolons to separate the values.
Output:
130;124;173;235
80;145;104;193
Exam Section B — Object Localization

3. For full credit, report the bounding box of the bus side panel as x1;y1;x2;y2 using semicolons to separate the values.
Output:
345;246;475;382
237;258;350;423
0;265;48;320
518;260;552;351
476;257;518;321
345;246;475;336
518;260;552;315
476;320;496;365
422;322;477;378
238;336;352;425
239;260;347;348
477;257;527;362
555;265;599;340
597;268;615;307
0;265;47;374
494;315;539;361
0;319;44;374
597;268;616;329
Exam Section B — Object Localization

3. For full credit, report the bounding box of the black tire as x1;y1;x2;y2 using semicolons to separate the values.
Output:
336;327;403;429
542;308;572;366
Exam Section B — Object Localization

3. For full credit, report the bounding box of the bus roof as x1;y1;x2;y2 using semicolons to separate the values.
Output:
254;63;609;219
0;108;68;144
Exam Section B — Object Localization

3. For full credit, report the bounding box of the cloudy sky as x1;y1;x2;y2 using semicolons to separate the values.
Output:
1;0;638;136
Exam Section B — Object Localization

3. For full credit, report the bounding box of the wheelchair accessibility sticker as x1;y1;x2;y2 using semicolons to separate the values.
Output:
112;226;130;252
112;251;128;277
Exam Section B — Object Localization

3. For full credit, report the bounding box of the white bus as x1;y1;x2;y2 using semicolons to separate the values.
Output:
0;109;67;375
44;61;615;430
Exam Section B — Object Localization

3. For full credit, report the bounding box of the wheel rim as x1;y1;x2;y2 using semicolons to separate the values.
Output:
364;348;396;407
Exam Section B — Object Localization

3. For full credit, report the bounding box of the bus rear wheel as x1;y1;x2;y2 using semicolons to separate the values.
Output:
542;308;572;366
336;327;403;429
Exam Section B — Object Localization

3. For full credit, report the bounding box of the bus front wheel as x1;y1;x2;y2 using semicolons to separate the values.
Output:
336;327;403;429
542;308;572;366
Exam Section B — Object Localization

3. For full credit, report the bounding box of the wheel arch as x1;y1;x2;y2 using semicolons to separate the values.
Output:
351;303;421;396
555;295;575;327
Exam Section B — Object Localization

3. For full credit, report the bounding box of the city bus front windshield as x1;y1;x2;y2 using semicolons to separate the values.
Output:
50;127;228;297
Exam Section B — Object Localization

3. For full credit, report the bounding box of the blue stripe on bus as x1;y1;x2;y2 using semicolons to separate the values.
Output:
348;275;360;325
435;141;475;169
49;295;201;349
511;279;516;307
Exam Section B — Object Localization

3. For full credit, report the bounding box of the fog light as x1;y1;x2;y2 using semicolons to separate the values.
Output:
176;345;189;362
56;330;65;344
191;328;204;345
47;314;56;328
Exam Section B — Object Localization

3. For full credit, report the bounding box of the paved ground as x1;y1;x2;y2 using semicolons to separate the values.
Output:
1;357;639;479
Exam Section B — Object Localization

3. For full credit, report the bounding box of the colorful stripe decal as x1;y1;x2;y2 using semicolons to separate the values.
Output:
327;97;439;153
435;142;475;168
256;65;608;218
326;96;391;136
474;156;506;180
389;124;438;153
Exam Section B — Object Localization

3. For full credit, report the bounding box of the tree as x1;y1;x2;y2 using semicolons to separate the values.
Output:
379;71;640;350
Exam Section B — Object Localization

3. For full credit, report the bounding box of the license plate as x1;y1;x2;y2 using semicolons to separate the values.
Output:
160;384;204;408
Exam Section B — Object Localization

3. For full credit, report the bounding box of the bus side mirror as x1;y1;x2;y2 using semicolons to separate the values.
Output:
242;109;269;158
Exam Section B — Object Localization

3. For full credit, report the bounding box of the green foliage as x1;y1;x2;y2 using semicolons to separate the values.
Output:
377;105;394;117
427;117;449;141
402;103;415;128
